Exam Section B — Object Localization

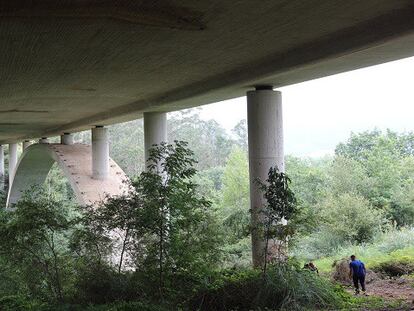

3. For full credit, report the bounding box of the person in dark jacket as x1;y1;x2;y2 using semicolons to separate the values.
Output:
349;255;367;295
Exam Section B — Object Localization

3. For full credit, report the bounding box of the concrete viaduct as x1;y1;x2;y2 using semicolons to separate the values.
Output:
1;1;414;266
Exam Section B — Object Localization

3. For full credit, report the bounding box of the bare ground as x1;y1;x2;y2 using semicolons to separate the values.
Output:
331;259;414;310
344;276;414;310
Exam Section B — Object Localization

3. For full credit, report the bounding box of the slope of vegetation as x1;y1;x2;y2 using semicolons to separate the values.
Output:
1;109;414;310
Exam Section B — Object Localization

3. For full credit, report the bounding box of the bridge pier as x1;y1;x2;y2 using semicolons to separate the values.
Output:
22;140;31;150
8;143;18;183
144;112;167;169
247;86;284;268
92;126;109;180
0;145;4;189
61;133;74;145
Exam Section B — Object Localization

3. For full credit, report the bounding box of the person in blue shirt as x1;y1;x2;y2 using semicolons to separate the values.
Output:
349;255;366;295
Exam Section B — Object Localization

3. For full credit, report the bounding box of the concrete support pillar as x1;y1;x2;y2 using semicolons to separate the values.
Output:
144;112;167;169
92;126;109;180
0;145;4;189
22;140;31;150
8;143;18;183
39;137;49;144
247;86;284;268
61;133;74;145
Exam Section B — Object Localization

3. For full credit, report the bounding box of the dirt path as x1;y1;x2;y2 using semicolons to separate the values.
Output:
344;276;414;310
367;277;414;303
332;260;414;310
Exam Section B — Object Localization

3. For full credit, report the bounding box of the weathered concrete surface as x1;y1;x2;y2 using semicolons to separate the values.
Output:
7;143;129;207
1;1;414;143
8;143;18;183
144;112;167;166
0;145;4;188
61;133;74;145
92;126;109;180
247;88;284;267
22;140;31;150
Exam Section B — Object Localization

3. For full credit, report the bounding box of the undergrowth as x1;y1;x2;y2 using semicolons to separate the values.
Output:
294;228;414;272
189;262;343;311
314;246;414;274
1;266;409;311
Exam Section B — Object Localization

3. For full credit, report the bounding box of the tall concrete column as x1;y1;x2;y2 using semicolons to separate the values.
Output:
92;126;109;180
39;137;49;144
22;140;31;150
0;145;4;189
247;86;284;268
144;112;167;169
61;133;74;145
8;143;18;183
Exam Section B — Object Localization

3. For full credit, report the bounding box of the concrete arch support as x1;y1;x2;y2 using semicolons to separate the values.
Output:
7;143;129;207
22;140;32;150
8;143;18;183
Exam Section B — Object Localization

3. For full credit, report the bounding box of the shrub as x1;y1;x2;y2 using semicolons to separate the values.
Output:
373;261;414;277
319;193;385;245
375;227;414;253
189;263;343;311
0;295;46;311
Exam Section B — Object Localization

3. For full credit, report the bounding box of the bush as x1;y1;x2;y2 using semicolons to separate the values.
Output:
373;261;414;277
369;247;414;277
189;263;343;311
311;241;414;275
294;193;387;260
375;227;414;253
0;296;170;311
0;295;46;311
320;193;385;245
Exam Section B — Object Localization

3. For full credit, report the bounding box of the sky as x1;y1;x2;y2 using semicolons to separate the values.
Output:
199;56;414;157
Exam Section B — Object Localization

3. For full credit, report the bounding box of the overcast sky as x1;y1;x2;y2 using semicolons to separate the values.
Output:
199;56;414;157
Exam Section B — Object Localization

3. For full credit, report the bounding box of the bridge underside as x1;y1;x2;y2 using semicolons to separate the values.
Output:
1;1;414;143
7;143;129;207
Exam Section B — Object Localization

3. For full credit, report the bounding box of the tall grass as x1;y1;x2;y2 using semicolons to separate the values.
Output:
190;263;343;311
304;228;414;273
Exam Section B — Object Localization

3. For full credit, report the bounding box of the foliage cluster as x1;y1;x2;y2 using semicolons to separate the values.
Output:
189;262;343;311
0;138;347;311
311;228;414;273
0;142;221;309
42;113;414;264
257;167;298;270
289;130;414;259
205;129;414;264
3;109;414;309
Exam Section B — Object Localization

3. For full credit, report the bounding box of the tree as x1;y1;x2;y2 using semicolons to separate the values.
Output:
319;193;385;245
333;130;414;225
285;156;328;206
336;129;414;160
232;119;248;152
390;179;414;227
220;147;250;242
335;129;382;162
327;156;372;198
0;189;74;303
257;167;297;273
168;109;234;169
135;141;221;298
109;119;145;177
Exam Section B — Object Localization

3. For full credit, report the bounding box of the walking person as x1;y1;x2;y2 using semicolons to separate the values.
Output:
349;255;367;295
